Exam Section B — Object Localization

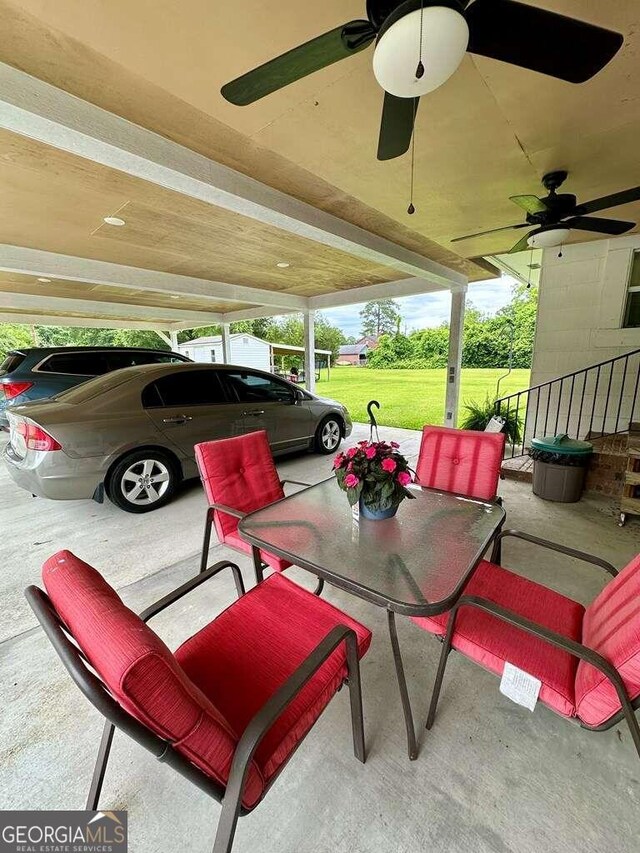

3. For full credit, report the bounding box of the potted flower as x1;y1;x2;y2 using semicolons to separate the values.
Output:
333;440;415;520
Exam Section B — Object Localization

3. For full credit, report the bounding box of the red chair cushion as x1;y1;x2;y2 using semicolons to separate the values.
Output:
415;426;505;501
576;554;640;727
195;431;288;570
411;560;584;717
175;572;372;786
42;550;264;808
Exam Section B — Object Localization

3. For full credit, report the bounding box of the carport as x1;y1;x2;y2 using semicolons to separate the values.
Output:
0;58;502;424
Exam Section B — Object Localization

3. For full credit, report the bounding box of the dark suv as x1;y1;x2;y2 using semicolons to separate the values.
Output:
0;347;191;429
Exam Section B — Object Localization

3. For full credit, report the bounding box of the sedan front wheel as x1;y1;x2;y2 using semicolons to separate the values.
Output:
108;450;179;513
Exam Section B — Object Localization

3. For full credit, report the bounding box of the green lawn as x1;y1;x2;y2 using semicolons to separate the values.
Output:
315;367;531;430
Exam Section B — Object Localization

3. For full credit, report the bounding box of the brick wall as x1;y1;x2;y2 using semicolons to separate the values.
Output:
584;434;628;497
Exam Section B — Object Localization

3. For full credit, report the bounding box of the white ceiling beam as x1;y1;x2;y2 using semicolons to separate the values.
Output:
0;312;174;331
0;245;307;311
0;292;224;325
0;63;466;290
308;277;464;310
221;306;300;323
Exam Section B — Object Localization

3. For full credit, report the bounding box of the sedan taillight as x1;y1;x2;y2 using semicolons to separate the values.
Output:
17;421;61;451
3;381;34;400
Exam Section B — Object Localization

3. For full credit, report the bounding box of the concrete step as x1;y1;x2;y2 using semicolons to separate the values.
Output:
501;455;534;483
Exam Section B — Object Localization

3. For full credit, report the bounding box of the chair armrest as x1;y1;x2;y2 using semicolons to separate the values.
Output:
281;478;311;489
449;594;630;710
140;560;245;623
490;529;618;577
209;502;246;520
215;625;360;834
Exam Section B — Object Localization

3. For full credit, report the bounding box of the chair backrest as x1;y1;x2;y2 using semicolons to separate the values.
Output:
39;550;264;806
195;430;284;541
575;554;640;728
415;426;505;501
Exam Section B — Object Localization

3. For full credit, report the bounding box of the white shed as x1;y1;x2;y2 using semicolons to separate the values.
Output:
178;333;271;371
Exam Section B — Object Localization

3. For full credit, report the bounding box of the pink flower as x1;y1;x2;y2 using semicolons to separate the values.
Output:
364;445;377;459
346;447;358;458
333;452;344;469
344;473;360;489
381;458;397;473
390;441;400;449
397;471;412;486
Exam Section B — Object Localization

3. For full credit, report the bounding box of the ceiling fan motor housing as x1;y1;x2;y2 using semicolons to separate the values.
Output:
372;0;469;98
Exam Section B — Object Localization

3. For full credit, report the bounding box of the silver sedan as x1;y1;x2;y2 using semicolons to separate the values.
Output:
3;363;351;512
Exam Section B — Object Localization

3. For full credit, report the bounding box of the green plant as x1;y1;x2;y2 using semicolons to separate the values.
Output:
459;395;522;445
333;440;415;512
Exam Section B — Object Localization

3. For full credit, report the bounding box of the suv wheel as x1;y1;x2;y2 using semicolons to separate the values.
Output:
314;416;343;454
108;450;179;513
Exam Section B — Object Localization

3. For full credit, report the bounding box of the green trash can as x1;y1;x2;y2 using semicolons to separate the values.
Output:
529;434;593;503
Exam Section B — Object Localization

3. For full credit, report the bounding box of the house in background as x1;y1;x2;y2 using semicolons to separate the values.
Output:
337;336;378;366
179;333;271;371
178;333;332;379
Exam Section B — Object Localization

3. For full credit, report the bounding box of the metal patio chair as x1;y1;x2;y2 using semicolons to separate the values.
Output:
413;530;640;762
415;425;506;558
195;430;322;592
26;550;370;853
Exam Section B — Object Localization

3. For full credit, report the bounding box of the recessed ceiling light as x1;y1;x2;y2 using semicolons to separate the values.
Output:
37;277;51;283
103;216;126;227
170;295;180;299
276;262;290;268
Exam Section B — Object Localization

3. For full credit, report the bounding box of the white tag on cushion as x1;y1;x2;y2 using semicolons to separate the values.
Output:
499;662;541;711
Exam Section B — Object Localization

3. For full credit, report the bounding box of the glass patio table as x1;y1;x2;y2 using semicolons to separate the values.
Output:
239;478;505;760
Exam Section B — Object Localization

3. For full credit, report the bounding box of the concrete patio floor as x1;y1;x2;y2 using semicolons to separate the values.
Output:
2;424;640;852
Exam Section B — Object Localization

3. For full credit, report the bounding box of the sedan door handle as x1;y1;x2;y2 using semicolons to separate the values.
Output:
162;415;193;424
242;410;265;417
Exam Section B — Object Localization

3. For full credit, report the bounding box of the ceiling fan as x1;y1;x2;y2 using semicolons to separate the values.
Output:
220;1;623;161
451;172;640;253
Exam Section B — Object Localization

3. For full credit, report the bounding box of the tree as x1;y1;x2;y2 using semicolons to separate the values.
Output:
360;299;401;337
0;324;35;360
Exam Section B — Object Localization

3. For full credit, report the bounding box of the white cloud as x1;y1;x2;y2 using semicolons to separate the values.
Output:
322;276;516;337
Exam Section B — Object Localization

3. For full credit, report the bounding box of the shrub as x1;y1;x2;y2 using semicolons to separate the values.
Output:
459;395;522;445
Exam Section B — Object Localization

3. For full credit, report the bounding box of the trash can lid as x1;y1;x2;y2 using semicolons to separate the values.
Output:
530;434;593;455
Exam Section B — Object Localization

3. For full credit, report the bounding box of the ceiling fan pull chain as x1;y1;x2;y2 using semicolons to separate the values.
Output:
407;98;417;215
416;0;425;79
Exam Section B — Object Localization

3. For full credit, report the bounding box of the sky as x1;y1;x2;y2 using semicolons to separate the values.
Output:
322;275;517;338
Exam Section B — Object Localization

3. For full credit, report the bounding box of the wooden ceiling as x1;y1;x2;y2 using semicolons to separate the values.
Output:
0;0;639;325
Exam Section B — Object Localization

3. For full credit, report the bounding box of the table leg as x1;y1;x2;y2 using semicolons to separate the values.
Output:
251;546;264;584
387;610;418;760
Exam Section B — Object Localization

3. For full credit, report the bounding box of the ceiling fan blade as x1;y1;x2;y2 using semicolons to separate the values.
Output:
377;93;419;161
578;187;640;215
564;216;636;235
509;231;534;254
509;194;549;215
466;0;624;84
221;20;376;105
451;222;529;243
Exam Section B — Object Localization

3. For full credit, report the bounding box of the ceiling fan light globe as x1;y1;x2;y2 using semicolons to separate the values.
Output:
527;228;571;249
373;7;469;98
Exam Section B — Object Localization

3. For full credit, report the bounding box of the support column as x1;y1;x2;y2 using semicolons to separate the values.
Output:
444;286;466;428
169;330;179;350
303;310;316;393
155;330;171;347
221;322;231;364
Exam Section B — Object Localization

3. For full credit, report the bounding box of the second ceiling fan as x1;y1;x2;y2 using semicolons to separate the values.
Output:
221;0;623;161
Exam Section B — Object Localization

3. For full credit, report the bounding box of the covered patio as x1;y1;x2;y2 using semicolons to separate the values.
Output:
2;2;640;852
2;424;640;852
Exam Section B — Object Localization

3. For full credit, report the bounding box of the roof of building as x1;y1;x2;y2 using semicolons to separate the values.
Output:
179;334;330;355
339;343;368;356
